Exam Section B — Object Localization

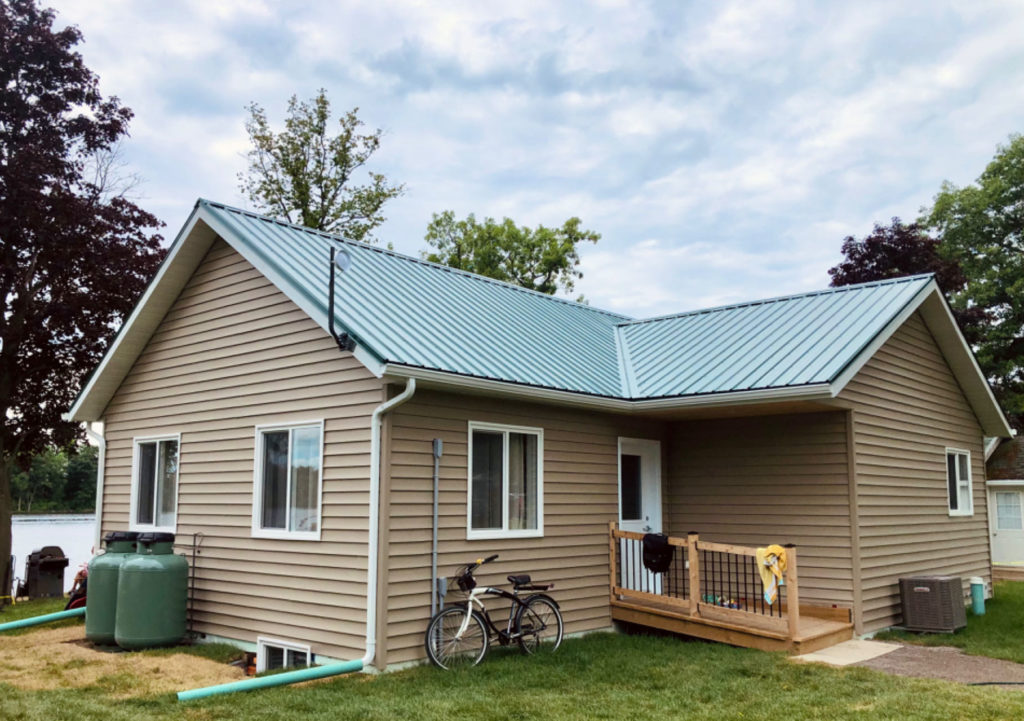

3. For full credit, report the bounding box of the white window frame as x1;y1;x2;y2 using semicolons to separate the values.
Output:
994;490;1023;531
129;433;181;533
466;421;544;540
256;636;312;673
251;420;325;541
946;447;974;517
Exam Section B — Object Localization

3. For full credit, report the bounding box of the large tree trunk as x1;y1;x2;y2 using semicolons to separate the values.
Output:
0;459;12;604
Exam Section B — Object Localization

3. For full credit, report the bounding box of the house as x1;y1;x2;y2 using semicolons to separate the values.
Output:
986;436;1024;578
67;199;1013;668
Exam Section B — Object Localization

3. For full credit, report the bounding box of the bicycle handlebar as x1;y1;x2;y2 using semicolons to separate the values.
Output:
469;554;499;570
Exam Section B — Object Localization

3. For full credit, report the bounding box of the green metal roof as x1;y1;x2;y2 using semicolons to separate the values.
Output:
199;200;936;401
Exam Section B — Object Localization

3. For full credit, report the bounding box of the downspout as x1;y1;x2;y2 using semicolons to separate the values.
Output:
362;377;416;668
430;439;443;618
85;423;106;551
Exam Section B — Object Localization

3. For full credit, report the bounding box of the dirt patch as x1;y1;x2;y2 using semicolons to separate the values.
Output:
0;625;245;697
857;644;1024;691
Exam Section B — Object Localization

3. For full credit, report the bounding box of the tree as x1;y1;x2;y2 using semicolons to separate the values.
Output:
64;444;98;511
827;218;987;345
0;1;164;588
424;211;600;295
239;90;404;242
926;134;1024;425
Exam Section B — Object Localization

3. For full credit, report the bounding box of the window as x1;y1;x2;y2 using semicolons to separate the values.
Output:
467;422;543;539
946;448;973;516
996;491;1023;531
256;637;313;673
130;435;180;532
252;421;324;540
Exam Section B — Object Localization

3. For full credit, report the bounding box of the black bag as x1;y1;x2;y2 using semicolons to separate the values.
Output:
642;533;673;574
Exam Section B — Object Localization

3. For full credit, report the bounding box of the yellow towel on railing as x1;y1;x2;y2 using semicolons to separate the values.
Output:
755;545;787;605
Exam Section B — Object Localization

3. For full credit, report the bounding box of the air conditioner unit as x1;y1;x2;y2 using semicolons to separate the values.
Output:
899;576;967;632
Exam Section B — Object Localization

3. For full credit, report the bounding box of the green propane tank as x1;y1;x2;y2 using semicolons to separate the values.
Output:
114;532;188;650
85;531;138;645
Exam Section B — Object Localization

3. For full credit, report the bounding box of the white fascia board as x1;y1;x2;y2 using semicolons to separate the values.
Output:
65;208;217;422
197;206;386;379
985;437;1004;461
382;363;832;414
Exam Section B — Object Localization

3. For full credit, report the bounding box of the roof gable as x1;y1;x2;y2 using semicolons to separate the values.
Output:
66;199;1013;438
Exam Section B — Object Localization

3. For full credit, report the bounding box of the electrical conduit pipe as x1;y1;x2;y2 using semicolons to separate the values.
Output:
177;378;416;702
0;607;85;632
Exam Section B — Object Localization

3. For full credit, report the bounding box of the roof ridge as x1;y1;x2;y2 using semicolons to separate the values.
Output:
616;273;936;328
199;198;633;322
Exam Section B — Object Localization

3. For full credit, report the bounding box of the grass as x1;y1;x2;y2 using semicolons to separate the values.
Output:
3;631;1024;721
875;580;1024;664
0;597;78;636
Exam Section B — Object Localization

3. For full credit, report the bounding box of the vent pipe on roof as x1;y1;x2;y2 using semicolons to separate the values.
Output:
328;247;356;353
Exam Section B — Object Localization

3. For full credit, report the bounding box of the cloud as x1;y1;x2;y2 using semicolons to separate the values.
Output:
46;0;1024;318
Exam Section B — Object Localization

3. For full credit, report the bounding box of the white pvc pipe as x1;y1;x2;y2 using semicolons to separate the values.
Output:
85;423;107;551
362;378;416;668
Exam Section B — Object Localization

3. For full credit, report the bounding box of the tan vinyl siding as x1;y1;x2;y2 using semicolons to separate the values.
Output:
839;311;989;631
101;239;383;660
383;389;665;665
665;412;854;608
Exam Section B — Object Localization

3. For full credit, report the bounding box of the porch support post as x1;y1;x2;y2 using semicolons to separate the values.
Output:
785;544;800;640
609;521;617;605
687;532;700;617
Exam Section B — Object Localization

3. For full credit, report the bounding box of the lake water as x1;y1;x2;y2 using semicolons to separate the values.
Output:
11;514;96;593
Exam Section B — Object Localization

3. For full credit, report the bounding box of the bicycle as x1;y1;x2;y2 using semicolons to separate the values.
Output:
423;554;563;669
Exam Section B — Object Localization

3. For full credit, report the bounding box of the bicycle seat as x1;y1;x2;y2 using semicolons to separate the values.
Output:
508;574;531;588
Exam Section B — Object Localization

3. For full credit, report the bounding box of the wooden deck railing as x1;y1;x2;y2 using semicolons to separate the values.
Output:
609;522;800;639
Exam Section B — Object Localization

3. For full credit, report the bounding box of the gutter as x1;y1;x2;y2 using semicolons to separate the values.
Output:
362;377;416;668
85;423;107;551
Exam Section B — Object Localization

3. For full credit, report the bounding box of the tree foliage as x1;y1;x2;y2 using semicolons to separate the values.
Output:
827;218;987;345
926;134;1024;424
239;90;404;242
424;211;600;295
0;0;163;577
11;444;96;513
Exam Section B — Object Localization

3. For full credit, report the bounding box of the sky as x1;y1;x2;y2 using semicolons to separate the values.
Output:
48;0;1024;319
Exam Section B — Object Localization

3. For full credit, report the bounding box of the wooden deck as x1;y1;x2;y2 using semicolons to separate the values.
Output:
609;524;853;654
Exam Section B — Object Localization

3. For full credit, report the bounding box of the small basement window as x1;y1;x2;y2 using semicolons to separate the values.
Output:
467;422;543;539
256;637;313;673
946;448;973;516
252;421;324;540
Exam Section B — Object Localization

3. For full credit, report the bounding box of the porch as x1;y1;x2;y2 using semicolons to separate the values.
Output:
609;524;853;653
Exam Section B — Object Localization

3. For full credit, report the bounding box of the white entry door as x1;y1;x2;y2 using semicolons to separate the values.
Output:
618;438;662;593
991;487;1024;565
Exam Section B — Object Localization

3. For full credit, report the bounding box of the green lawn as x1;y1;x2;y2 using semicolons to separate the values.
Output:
0;597;76;636
875;580;1024;665
3;628;1024;721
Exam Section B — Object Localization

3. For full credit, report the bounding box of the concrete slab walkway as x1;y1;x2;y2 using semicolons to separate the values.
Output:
795;639;1024;691
793;639;900;667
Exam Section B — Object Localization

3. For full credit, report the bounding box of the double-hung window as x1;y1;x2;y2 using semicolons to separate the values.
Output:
253;421;324;540
131;435;180;532
946;448;973;516
467;422;543;539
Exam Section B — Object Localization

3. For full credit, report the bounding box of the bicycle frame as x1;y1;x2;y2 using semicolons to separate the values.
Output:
454;586;556;644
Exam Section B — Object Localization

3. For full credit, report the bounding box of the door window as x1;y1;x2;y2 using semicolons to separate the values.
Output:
996;491;1023;531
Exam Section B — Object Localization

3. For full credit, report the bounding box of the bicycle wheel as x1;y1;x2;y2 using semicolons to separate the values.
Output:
515;596;563;655
424;606;489;669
